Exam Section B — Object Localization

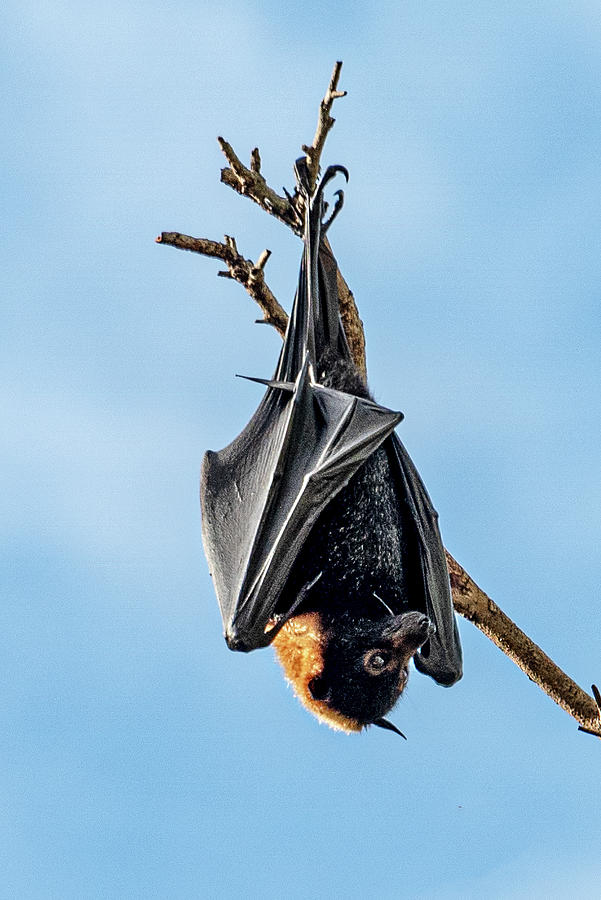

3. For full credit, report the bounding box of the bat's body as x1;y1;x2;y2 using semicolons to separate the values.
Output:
201;160;462;733
283;352;420;623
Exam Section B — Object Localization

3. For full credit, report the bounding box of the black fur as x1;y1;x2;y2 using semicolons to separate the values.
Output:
282;352;422;625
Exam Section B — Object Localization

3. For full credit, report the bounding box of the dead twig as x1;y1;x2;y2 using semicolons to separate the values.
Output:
156;232;287;336
215;65;364;372
218;138;301;232
302;60;347;193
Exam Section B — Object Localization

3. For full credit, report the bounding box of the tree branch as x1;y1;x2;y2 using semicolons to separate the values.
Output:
218;137;301;232
331;243;366;378
157;61;600;738
302;60;347;193
155;231;287;336
446;552;600;735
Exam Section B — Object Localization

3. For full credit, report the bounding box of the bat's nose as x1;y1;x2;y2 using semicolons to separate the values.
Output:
381;612;434;649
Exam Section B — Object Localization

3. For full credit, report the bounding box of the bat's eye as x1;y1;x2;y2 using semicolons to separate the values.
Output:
364;649;393;675
308;675;332;702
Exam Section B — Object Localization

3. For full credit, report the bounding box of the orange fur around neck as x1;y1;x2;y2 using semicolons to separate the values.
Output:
271;612;363;733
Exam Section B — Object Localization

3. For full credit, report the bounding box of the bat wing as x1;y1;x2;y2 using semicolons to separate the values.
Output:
201;357;402;650
387;432;463;685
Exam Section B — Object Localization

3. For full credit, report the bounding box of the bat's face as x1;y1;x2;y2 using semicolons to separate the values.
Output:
272;610;433;733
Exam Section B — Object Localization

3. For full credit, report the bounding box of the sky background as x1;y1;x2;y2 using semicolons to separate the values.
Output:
3;2;601;897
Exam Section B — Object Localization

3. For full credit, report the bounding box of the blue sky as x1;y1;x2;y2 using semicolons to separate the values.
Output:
3;2;601;897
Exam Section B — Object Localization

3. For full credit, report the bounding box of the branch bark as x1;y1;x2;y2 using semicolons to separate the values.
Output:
302;60;347;193
218;137;301;233
446;553;600;734
157;62;600;738
156;231;287;335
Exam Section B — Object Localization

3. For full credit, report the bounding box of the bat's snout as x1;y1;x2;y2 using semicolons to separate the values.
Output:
381;612;434;651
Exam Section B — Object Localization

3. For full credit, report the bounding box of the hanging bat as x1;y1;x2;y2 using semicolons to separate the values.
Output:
201;159;462;736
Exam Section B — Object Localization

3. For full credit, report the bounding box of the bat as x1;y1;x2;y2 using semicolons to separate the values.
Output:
201;159;462;735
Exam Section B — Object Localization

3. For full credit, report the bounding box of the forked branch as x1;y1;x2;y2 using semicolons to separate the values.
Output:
156;232;287;335
302;60;347;192
157;62;600;737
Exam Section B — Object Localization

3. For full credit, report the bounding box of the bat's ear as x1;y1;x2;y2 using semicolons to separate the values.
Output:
308;674;332;703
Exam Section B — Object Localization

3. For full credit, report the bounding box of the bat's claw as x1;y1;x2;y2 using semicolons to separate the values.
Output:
578;684;601;738
321;189;345;233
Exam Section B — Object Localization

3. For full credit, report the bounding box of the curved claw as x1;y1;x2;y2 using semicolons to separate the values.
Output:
316;163;350;195
578;683;601;738
294;158;349;201
321;189;345;232
293;157;349;241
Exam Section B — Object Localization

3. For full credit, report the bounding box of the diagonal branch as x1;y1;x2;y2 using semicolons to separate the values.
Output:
156;231;287;335
218;137;302;232
446;553;600;735
157;61;600;738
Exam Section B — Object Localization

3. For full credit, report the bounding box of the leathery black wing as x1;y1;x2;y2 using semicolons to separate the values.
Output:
386;433;462;684
201;158;462;685
201;360;402;651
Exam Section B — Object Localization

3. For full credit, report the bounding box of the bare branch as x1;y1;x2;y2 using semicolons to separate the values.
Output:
328;240;366;378
446;552;601;736
302;60;347;193
157;61;600;738
215;66;363;373
217;62;347;228
218;137;301;231
156;232;287;336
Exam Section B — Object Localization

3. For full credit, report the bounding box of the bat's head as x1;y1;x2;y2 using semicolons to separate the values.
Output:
272;609;433;734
